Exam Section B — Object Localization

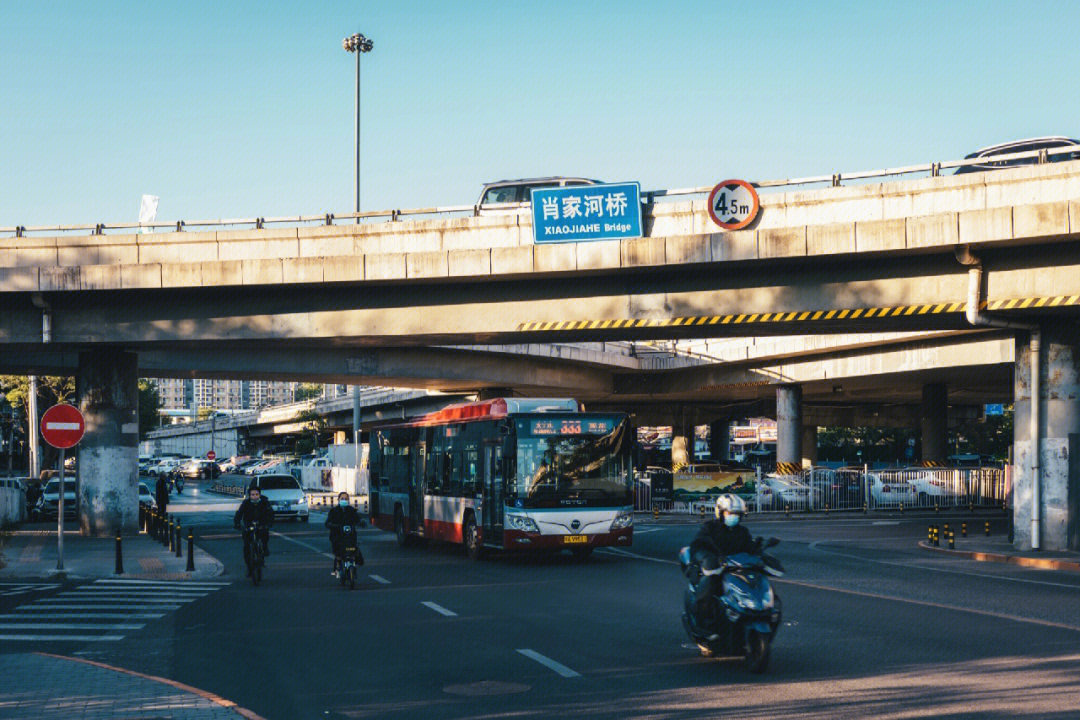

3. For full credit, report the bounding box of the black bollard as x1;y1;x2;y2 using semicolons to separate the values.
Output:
962;521;968;537
948;529;955;550
175;523;183;558
167;519;174;551
985;520;991;536
186;529;195;572
138;503;144;529
927;525;933;543
114;533;124;575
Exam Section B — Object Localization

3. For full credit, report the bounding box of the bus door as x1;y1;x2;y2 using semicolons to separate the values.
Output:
410;443;425;531
483;444;504;545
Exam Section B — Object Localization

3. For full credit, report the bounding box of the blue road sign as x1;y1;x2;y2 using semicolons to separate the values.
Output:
985;403;1005;416
531;182;642;243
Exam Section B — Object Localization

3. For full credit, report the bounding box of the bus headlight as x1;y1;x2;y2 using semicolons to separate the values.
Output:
505;514;539;534
609;511;633;531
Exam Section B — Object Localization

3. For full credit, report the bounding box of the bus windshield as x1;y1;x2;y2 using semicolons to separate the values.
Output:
512;416;631;508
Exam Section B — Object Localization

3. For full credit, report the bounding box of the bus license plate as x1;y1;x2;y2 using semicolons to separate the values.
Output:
563;535;587;544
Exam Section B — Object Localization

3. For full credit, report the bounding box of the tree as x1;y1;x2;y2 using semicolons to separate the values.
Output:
293;408;327;455
138;379;161;438
294;383;323;402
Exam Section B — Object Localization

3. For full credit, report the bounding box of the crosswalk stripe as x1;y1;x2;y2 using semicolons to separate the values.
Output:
0;634;124;642
93;580;229;587
38;597;195;604
0;613;165;620
17;604;184;611
0;623;146;630
57;591;209;598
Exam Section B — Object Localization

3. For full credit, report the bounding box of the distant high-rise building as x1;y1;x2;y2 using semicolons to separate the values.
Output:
151;378;296;412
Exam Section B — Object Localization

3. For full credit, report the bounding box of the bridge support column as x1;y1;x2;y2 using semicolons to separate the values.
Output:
709;420;729;464
921;383;948;464
1014;325;1080;551
76;349;139;537
801;425;818;468
776;385;802;474
352;386;361;447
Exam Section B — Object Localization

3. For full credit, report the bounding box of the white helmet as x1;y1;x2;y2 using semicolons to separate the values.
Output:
715;493;747;520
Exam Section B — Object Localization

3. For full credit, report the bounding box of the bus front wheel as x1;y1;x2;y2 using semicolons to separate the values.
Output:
395;509;408;547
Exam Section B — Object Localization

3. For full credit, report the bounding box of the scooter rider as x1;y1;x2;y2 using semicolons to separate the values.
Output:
325;492;363;577
234;485;274;575
688;494;755;636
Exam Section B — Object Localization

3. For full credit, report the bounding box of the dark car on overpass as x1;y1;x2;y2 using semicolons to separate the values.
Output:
955;136;1080;174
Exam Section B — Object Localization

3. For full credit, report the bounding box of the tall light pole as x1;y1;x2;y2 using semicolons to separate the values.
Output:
342;32;373;223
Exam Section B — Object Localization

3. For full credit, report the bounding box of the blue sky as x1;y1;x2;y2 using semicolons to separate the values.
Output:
2;1;1078;227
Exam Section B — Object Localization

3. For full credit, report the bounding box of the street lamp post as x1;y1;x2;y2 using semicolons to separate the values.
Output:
342;32;373;224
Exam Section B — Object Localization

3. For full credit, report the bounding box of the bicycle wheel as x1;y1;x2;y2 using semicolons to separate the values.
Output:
348;565;356;590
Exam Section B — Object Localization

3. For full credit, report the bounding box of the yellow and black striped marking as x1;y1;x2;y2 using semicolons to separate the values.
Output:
774;462;803;476
517;294;1080;333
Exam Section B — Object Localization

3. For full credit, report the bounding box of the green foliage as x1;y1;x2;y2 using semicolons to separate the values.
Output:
138;379;161;438
294;383;323;402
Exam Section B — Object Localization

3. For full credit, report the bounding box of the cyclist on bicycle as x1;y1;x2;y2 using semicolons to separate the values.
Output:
234;485;274;576
325;492;364;577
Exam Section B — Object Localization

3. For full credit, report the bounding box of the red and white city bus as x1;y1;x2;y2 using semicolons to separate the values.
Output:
368;398;633;559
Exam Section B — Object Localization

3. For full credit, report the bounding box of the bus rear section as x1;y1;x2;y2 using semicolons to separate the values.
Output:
367;398;634;558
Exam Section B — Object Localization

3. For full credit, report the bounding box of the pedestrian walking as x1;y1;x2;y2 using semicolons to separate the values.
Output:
155;473;169;515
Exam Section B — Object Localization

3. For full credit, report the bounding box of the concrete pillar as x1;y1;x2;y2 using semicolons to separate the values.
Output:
352;386;361;446
27;376;40;479
801;425;818;468
671;407;690;470
76;350;139;536
709;420;729;464
776;385;802;473
334;430;347;445
1014;325;1080;551
921;382;948;464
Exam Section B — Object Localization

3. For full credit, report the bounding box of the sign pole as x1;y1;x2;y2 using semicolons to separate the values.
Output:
56;448;65;571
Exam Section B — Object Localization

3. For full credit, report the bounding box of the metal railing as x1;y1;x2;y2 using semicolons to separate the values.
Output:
640;465;1009;515
5;144;1078;238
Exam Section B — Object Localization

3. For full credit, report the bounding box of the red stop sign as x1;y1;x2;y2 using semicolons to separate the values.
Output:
206;450;216;460
40;404;86;449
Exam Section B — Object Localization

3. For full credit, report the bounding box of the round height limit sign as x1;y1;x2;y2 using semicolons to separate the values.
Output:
707;179;760;230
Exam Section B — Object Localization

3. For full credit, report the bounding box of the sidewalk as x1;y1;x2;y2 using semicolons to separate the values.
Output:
0;652;264;719
0;528;224;580
919;534;1080;573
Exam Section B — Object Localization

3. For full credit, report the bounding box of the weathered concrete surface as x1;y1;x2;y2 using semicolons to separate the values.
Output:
801;425;818;468
76;349;139;536
1013;324;1080;551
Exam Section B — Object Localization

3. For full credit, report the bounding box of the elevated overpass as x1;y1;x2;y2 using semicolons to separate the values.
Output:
4;156;1076;550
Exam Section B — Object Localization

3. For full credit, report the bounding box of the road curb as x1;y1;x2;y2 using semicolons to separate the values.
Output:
35;652;268;719
918;541;1080;573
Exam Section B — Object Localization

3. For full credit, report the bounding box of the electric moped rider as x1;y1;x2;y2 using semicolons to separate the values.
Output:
687;494;755;638
325;492;363;576
234;485;274;575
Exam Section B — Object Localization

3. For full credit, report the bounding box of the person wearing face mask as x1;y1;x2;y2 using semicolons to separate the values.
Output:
686;493;755;638
325;491;364;577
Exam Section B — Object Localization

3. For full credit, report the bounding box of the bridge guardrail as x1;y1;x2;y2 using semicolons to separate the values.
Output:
5;144;1078;237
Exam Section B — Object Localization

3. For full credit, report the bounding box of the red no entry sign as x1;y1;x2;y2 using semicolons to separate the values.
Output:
40;404;86;449
206;450;216;460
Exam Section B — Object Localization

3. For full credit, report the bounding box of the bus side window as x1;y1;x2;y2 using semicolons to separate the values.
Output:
463;444;479;495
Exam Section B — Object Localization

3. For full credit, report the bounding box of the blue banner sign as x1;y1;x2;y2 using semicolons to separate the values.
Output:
531;182;642;243
985;403;1005;416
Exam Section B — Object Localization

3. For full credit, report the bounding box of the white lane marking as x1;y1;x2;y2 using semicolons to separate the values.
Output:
0;635;124;642
0;622;145;630
368;575;391;584
872;521;901;525
0;613;165;620
516;649;582;678
271;530;335;559
807;541;1080;589
93;580;229;587
421;601;458;617
598;547;677;565
17;604;184;611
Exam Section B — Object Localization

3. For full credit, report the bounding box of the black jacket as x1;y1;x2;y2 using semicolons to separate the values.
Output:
155;475;170;508
234;497;274;529
690;519;755;559
325;505;362;538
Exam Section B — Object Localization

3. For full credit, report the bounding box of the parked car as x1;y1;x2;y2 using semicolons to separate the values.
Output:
148;457;185;477
138;482;157;510
899;468;958;506
248;474;309;522
761;475;816;509
35;478;77;520
866;471;918;507
476;177;600;213
176;459;221;480
955;136;1080;174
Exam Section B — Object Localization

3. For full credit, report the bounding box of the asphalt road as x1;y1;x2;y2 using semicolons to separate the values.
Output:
3;486;1079;720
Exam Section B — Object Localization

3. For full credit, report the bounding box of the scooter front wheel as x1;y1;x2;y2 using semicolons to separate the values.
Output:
744;630;771;673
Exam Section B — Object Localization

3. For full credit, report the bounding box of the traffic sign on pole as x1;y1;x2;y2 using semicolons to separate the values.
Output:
707;179;760;231
40;404;86;449
206;450;216;461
